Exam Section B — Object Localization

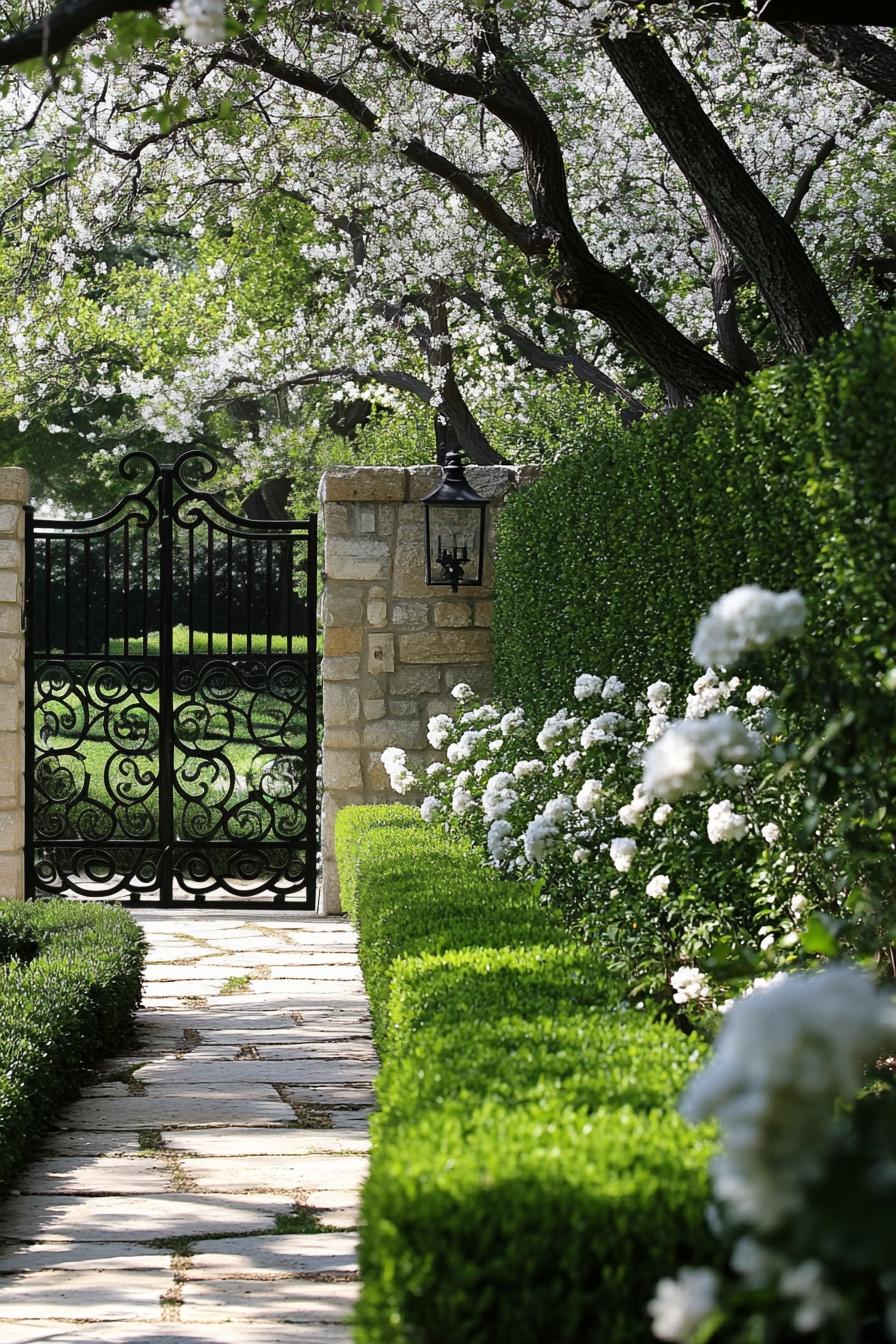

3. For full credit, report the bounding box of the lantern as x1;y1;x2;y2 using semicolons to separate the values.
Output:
421;449;487;593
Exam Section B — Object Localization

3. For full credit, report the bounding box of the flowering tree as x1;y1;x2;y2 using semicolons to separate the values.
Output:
0;6;893;500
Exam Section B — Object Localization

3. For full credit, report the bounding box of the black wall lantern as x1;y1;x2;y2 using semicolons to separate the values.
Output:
422;448;487;593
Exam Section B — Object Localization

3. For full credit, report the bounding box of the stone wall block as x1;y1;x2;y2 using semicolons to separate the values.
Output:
399;629;492;665
388;666;440;696
321;587;364;628
363;698;386;720
362;718;425;751
0;505;19;535
0;637;18;684
434;600;472;628
322;750;363;791
323;627;362;657
323;683;360;727
321;467;406;503
0;469;28;504
324;537;391;582
392;601;429;629
0;540;20;570
321;655;361;682
474;600;494;627
322;502;351;537
0;572;18;605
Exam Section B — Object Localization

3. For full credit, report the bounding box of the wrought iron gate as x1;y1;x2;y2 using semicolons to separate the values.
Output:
24;450;318;908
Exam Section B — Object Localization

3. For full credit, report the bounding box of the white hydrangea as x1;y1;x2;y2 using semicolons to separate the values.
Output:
482;772;518;822
446;729;487;764
523;814;560;863
685;669;726;719
513;759;545;779
543;794;574;824
646;874;670;899
580;712;624;749
691;585;807;669
652;803;673;826
460;704;500;724
610;836;637;872
671;966;713;1005
572;846;590;864
381;747;415;794
486;819;515;863
473;758;491;778
450;682;475;702
602;674;626;700
706;799;748;844
618;783;652;828
573;673;603;700
746;684;774;707
426;762;445;777
419;796;442;822
790;892;809;918
427;714;454;749
647;712;670;742
682;966;896;1231
536;708;577;752
647;680;672;712
643;715;761;800
451;786;475;816
576;778;604;813
648;1267;719;1342
500;707;525;735
761;822;781;845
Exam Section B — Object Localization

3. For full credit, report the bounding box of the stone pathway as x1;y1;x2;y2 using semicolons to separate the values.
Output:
0;909;374;1343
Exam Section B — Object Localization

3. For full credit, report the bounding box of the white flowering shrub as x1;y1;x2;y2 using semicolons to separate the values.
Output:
383;584;876;1007
385;675;821;1002
649;965;896;1342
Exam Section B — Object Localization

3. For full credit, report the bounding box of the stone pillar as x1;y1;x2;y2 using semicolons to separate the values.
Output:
318;464;535;913
0;468;28;901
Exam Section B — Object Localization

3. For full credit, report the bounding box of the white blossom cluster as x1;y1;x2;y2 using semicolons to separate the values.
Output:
691;586;807;670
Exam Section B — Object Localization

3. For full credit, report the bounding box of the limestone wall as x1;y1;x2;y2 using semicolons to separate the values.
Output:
318;464;534;912
0;468;28;900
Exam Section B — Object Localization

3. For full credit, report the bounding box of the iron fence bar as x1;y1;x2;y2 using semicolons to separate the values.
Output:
24;506;35;901
158;464;175;904
306;510;318;909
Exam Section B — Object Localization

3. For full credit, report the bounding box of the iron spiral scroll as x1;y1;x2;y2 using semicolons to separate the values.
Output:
25;449;318;908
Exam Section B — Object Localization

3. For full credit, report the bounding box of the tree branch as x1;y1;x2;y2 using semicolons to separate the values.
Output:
703;210;759;374
601;29;844;356
772;23;896;103
0;0;170;66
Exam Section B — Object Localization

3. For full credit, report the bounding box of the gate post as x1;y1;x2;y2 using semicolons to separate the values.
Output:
0;468;28;901
318;464;535;914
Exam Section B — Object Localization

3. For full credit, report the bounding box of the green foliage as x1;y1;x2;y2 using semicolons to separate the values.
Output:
336;806;718;1344
494;314;896;719
494;315;896;967
0;900;145;1190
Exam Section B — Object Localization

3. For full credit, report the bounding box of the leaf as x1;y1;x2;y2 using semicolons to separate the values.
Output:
800;913;841;957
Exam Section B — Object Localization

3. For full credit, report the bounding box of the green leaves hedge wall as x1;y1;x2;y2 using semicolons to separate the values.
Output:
494;315;896;720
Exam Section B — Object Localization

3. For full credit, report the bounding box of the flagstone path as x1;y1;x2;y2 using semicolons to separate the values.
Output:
0;908;374;1343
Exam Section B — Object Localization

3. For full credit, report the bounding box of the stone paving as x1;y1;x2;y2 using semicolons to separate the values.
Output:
0;909;375;1343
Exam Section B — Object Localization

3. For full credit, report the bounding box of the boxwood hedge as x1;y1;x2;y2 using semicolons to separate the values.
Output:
494;314;896;719
336;805;717;1344
0;900;145;1190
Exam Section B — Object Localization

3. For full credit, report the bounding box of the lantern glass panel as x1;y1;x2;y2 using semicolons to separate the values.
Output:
425;502;484;587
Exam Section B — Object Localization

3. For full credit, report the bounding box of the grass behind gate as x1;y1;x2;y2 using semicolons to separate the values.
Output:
0;900;145;1191
336;806;717;1344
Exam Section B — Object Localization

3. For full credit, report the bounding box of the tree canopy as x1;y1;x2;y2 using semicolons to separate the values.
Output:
0;3;893;509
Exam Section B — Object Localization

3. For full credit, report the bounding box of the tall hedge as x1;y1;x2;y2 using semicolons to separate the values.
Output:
494;315;896;718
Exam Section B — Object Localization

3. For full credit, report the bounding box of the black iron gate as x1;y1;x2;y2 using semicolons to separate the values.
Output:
24;450;318;908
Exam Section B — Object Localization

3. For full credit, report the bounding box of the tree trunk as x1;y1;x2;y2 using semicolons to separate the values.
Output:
772;24;896;103
602;30;844;356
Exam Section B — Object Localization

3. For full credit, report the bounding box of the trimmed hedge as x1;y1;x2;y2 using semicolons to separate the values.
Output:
494;315;896;718
0;900;145;1190
337;806;717;1344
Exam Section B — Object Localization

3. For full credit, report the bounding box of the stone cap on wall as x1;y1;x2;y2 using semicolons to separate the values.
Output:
0;468;29;504
318;464;538;505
